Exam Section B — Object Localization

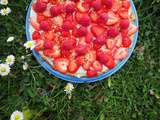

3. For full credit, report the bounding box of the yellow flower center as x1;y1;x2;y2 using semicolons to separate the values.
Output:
0;67;6;72
65;85;71;91
28;42;33;47
15;114;20;120
7;58;12;63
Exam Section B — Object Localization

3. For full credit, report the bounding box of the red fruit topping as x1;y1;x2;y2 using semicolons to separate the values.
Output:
65;3;76;14
118;9;129;19
44;40;53;49
94;34;106;45
68;60;79;73
96;51;111;64
87;69;97;77
106;38;116;49
128;23;138;36
82;61;91;70
61;38;75;50
102;0;113;9
34;40;44;51
32;31;41;40
91;25;105;37
75;44;88;55
37;14;45;23
85;32;93;43
75;26;87;37
91;0;102;11
114;48;128;60
34;2;47;13
62;21;74;31
30;17;40;30
107;28;119;37
40;20;51;31
71;0;79;2
97;13;108;24
122;36;132;48
120;19;130;29
92;61;102;71
106;11;119;25
78;14;91;27
89;11;98;22
44;49;54;57
77;1;89;13
54;58;69;74
105;57;116;69
50;5;63;17
121;0;130;10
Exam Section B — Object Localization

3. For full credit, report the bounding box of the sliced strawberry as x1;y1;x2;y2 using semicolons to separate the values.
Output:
91;25;105;37
34;1;47;13
52;45;61;58
94;34;107;45
96;50;111;64
68;60;79;73
43;6;52;18
105;57;116;69
128;23;138;36
77;1;89;13
44;49;54;57
114;34;122;48
106;11;119;26
85;32;93;43
92;60;102;71
75;26;87;37
121;0;131;10
111;0;120;13
106;38;116;49
89;11;98;22
91;0;102;11
76;56;85;65
84;50;96;63
114;48;128;60
97;13;108;24
54;58;69;74
102;0;113;9
40;20;51;31
30;17;40;30
34;40;44;51
65;3;76;14
61;38;76;50
44;40;53;49
107;28;119;38
120;19;130;29
87;69;97;77
52;16;63;26
43;30;55;41
32;31;41;40
75;44;88;55
122;36;132;48
82;61;92;70
118;9;129;19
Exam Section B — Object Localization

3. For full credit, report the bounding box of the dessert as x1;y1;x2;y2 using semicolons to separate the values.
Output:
29;0;138;78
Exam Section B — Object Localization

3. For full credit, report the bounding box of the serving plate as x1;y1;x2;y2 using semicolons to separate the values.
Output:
26;0;138;83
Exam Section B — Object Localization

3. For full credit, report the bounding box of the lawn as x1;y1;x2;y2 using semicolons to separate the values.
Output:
0;0;160;120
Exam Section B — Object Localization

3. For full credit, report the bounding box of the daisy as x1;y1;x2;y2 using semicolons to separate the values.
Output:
10;110;24;120
64;83;74;94
0;0;8;5
6;55;15;66
0;63;10;76
0;7;11;16
23;62;28;70
24;41;36;50
7;36;14;42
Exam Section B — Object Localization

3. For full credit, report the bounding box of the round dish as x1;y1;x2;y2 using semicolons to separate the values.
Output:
26;0;138;83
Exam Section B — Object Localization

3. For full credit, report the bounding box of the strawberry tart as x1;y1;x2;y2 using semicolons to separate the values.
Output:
29;0;138;78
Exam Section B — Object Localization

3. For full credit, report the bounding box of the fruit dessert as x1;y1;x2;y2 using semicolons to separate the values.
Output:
30;0;138;78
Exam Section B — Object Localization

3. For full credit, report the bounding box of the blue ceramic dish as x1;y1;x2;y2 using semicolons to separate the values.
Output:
26;0;138;83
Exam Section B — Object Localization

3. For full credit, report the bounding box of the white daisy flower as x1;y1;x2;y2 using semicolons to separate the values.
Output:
0;7;11;16
0;63;10;76
24;41;36;50
23;62;28;70
10;110;24;120
7;36;14;42
0;0;8;5
6;55;15;66
64;83;74;94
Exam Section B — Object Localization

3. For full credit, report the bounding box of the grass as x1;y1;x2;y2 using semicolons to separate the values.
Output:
0;0;160;120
